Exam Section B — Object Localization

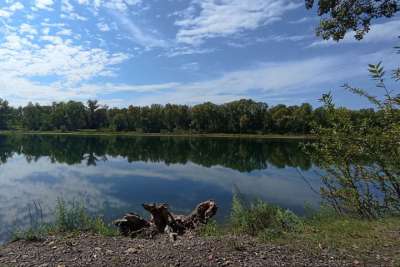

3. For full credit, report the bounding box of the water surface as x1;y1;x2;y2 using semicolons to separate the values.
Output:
0;134;322;243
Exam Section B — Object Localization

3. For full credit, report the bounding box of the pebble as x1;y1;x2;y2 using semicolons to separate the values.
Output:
125;248;137;254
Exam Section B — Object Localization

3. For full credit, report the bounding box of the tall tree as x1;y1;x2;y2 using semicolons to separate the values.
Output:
87;100;99;129
0;98;11;130
306;0;398;41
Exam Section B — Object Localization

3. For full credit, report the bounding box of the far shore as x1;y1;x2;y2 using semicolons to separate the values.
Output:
0;130;316;139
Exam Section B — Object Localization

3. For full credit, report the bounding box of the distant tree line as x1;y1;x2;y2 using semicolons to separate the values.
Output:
0;98;384;134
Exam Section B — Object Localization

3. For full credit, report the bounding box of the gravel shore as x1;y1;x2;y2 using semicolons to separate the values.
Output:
0;233;352;267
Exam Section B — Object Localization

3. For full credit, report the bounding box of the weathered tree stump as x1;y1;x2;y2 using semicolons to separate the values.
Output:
113;200;218;238
142;203;175;233
113;212;150;236
182;200;218;229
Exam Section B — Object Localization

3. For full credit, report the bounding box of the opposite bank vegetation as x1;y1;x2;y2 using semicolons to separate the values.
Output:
0;98;387;136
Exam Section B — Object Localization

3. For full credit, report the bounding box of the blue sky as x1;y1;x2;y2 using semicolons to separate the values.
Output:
0;0;399;108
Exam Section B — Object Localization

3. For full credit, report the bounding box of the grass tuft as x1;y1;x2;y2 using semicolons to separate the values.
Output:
12;198;118;242
198;220;224;237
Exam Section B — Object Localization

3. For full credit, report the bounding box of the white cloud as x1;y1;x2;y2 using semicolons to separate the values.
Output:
20;24;38;35
61;0;87;20
72;50;397;107
110;10;168;48
35;0;54;10
165;46;215;57
180;62;200;71
78;82;181;94
41;35;64;44
104;0;129;12
162;56;360;104
61;12;88;21
289;16;317;24
75;0;142;11
42;27;50;35
62;0;75;12
0;22;130;104
175;0;302;45
97;22;111;32
266;35;311;42
0;1;24;17
226;34;312;48
0;9;11;17
309;20;400;47
9;2;24;12
57;28;73;36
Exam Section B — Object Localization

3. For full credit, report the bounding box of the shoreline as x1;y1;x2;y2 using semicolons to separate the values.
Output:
0;130;315;140
1;216;398;267
1;196;398;266
0;233;346;267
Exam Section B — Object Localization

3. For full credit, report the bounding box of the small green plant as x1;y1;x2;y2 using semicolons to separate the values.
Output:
229;194;303;239
54;198;92;232
11;198;118;241
91;216;119;236
11;225;51;242
198;219;223;237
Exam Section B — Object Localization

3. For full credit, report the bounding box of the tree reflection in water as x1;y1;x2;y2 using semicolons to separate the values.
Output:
0;135;313;172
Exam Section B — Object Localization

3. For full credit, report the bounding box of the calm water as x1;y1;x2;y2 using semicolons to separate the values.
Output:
0;134;322;243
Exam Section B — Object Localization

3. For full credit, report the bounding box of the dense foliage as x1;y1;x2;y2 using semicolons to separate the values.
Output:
310;62;400;218
0;98;386;135
306;0;399;41
305;0;400;219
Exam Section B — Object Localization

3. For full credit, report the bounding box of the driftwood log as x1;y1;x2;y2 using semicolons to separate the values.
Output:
113;200;218;238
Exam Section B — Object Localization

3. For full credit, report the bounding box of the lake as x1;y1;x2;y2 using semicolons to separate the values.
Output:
0;134;323;243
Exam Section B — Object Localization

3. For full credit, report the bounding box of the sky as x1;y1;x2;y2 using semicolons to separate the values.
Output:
0;0;399;108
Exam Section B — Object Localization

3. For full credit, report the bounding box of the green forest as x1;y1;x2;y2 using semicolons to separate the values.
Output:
0;98;383;134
